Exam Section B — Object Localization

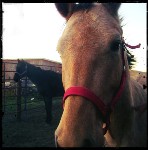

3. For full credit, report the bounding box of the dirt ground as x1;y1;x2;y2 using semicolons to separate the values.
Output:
2;98;63;147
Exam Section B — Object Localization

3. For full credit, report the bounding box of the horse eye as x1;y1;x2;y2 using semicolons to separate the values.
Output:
111;40;121;51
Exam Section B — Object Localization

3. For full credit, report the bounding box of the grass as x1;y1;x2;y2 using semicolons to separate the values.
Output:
3;87;45;113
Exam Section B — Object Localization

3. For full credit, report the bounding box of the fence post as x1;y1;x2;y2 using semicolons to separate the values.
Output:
17;80;22;121
3;62;6;112
24;77;27;111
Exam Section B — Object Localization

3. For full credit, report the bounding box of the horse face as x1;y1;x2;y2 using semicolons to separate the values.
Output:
13;60;27;82
13;72;20;82
55;3;122;147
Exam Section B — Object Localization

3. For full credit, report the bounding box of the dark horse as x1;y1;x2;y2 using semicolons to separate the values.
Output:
13;59;64;124
55;3;147;147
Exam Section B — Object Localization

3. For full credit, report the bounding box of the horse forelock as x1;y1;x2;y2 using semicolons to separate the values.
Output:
68;3;121;17
72;3;93;12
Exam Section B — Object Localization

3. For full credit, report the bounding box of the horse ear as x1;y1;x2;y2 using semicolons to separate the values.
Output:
55;3;75;19
103;3;121;16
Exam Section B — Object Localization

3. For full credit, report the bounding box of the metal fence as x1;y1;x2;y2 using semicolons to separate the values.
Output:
2;61;62;123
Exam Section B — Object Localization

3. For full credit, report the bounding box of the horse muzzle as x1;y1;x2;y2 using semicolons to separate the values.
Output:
55;133;104;147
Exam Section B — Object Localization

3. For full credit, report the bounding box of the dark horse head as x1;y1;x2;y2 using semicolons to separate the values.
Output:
13;59;27;82
55;3;147;147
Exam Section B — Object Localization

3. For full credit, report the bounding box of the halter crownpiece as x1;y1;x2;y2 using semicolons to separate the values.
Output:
63;41;141;135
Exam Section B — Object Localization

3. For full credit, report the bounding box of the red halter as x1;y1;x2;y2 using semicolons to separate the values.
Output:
63;41;140;135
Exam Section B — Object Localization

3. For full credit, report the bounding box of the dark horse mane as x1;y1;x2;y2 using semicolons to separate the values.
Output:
24;61;53;73
64;3;136;70
123;45;136;69
23;60;62;78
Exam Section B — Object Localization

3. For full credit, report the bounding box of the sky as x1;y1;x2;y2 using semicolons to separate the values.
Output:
2;3;147;72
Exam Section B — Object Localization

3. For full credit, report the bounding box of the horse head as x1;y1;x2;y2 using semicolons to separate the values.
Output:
55;3;147;147
55;3;125;147
13;59;27;82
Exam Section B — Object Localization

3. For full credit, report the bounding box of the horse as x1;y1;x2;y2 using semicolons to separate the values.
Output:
13;59;64;124
54;3;147;147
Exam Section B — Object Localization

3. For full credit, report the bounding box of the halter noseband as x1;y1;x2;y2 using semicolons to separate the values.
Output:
15;64;27;79
63;41;140;135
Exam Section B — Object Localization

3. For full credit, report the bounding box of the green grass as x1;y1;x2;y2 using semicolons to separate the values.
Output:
3;88;45;114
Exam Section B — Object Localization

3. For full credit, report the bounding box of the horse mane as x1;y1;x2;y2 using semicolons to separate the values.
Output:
24;61;42;72
124;45;136;70
21;60;61;75
120;17;136;70
19;60;47;75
